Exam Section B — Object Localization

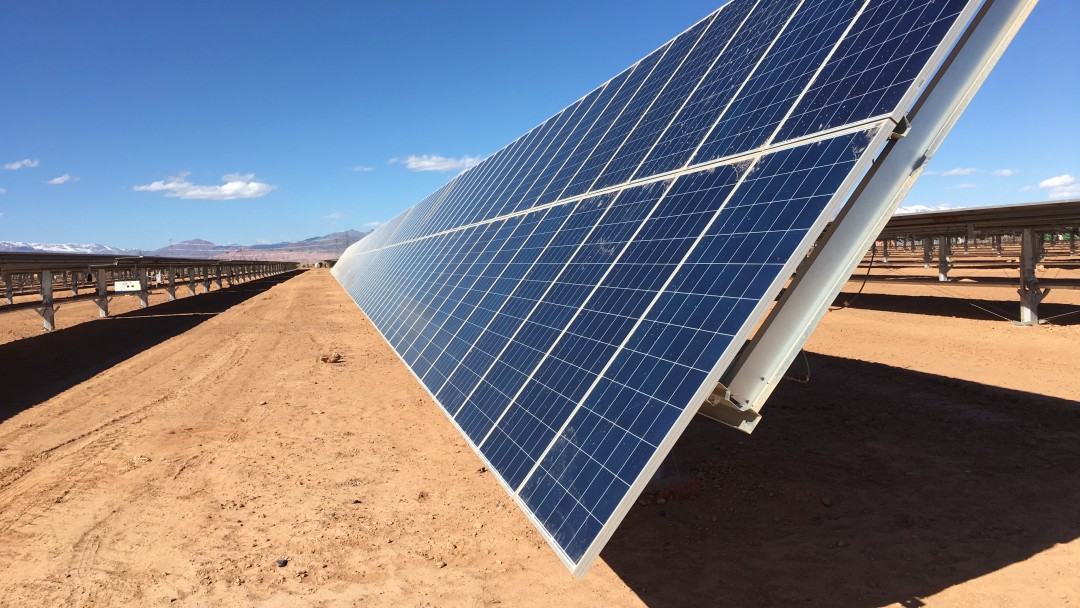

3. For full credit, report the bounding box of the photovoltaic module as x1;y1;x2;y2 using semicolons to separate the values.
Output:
333;0;1033;575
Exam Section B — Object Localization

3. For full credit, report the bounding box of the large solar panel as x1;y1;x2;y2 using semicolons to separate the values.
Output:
334;0;1019;575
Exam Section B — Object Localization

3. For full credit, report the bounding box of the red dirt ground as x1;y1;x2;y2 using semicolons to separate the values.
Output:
0;268;1076;607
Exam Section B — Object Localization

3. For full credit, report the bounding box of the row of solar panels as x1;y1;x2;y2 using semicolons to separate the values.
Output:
334;0;1024;576
351;0;966;253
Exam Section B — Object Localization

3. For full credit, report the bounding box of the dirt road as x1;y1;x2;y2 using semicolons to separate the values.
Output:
0;269;1076;607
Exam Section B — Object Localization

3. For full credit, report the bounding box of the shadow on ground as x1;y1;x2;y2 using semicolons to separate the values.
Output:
0;270;302;423
604;353;1080;607
833;291;1080;325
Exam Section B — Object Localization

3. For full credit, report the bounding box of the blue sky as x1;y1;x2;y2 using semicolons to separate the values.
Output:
0;1;1076;250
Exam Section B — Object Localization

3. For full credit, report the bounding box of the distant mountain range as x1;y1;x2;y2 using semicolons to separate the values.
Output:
0;229;370;263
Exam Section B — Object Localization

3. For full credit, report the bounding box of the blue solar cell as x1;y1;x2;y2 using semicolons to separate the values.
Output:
691;0;863;165
632;1;794;178
332;0;982;575
518;130;872;562
775;0;968;141
587;13;717;192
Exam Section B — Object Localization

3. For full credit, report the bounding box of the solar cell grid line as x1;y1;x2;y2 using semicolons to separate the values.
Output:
510;82;626;217
433;137;527;234
381;231;470;347
691;0;969;165
630;0;809;181
517;127;883;570
403;220;515;378
440;108;566;232
408;217;529;380
529;60;652;210
474;173;743;486
467;182;678;484
569;0;761;200
461;119;561;227
775;0;969;140
433;203;579;415
446;195;620;438
518;51;660;215
446;195;653;443
543;31;679;207
689;0;875;166
396;225;496;358
330;0;1013;577
479;0;883;506
583;0;768;195
427;207;579;377
417;209;559;392
578;11;720;195
470;73;626;225
479;75;630;228
389;181;454;244
449;90;605;236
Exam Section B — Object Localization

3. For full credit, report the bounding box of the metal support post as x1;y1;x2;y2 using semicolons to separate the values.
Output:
938;236;952;282
138;269;149;308
40;270;55;331
214;266;223;290
203;267;211;293
166;266;177;300
922;237;933;268
882;240;889;263
720;0;1038;425
95;269;109;317
1071;229;1077;255
1018;228;1048;325
188;266;197;296
3;273;12;305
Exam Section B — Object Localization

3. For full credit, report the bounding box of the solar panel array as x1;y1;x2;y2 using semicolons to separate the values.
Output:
334;0;975;575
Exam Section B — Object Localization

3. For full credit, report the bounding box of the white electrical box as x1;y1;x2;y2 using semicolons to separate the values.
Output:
114;280;142;293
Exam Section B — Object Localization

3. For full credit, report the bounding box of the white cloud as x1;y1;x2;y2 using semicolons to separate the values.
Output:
895;204;953;215
950;183;980;190
0;187;6;194
1037;173;1079;199
390;154;482;172
3;158;39;170
992;169;1014;177
134;171;276;200
361;221;384;230
46;174;79;185
942;167;978;177
352;165;374;173
324;211;346;221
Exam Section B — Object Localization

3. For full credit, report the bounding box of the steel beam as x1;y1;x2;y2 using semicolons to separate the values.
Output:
1018;227;1048;325
938;236;952;281
40;270;55;331
95;269;108;317
138;269;150;308
166;266;177;300
721;0;1039;422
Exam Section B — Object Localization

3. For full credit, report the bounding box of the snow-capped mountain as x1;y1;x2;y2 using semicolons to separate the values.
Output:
0;241;141;255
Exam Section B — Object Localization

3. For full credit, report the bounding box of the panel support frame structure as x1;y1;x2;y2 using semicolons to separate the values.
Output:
712;0;1039;428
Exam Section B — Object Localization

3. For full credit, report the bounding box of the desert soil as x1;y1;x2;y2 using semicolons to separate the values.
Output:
0;268;1077;607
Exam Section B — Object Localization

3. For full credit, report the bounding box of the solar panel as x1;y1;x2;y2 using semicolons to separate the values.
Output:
334;0;1027;575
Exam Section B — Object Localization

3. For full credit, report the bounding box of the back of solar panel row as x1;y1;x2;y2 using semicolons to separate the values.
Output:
335;0;983;575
